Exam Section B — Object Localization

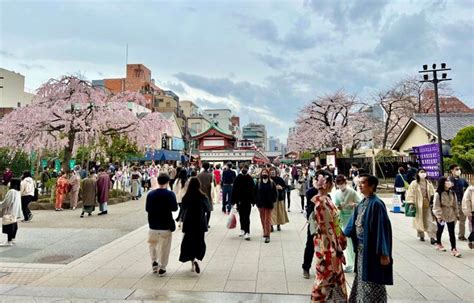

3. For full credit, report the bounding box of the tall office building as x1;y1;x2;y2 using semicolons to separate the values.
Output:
242;123;267;150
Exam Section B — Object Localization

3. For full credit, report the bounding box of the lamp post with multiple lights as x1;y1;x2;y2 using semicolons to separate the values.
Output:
418;63;452;176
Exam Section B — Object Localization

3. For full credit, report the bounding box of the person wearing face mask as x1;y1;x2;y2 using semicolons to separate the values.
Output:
449;164;469;241
432;177;461;257
405;169;437;244
231;165;255;240
334;175;361;273
269;167;289;232
255;168;277;243
310;171;348;302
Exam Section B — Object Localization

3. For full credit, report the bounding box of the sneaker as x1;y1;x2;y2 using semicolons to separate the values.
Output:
72;207;76;210
193;260;200;274
239;230;245;237
191;262;195;272
436;244;446;251
152;261;159;273
244;233;250;241
430;238;437;245
468;242;473;249
0;242;13;247
98;211;108;216
302;269;310;279
158;269;166;277
270;226;274;232
80;214;84;218
458;236;467;241
277;225;281;231
288;209;291;212
28;213;34;221
451;249;461;258
264;237;270;243
300;210;304;214
419;237;425;242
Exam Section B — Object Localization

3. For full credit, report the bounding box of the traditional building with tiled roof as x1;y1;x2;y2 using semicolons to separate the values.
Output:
391;113;474;154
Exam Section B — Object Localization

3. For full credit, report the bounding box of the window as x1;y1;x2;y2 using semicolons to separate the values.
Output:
166;102;171;107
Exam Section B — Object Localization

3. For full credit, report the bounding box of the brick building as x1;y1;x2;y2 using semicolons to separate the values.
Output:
93;64;165;111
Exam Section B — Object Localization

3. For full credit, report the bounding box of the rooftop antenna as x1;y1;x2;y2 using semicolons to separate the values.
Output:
126;43;128;66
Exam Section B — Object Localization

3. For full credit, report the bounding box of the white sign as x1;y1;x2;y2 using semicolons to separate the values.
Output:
326;154;336;167
203;139;225;147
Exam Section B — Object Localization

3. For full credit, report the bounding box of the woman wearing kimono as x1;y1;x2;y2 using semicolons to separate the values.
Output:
80;171;97;217
334;175;361;273
55;171;69;211
310;171;348;302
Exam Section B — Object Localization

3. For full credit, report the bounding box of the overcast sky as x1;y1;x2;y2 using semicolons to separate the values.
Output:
1;0;473;142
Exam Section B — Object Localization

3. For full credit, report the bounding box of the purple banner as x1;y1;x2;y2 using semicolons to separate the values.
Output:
412;143;441;179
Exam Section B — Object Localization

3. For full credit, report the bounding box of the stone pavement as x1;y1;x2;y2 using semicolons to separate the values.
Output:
0;190;473;302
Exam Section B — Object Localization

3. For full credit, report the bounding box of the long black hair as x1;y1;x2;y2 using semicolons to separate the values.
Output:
178;168;188;188
182;177;205;201
436;177;451;195
10;178;21;191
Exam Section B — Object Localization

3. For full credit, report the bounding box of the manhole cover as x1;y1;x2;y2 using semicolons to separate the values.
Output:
37;255;73;263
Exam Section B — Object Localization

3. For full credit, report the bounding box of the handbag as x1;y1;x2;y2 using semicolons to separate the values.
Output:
308;211;318;235
404;203;416;217
2;214;16;225
226;211;237;229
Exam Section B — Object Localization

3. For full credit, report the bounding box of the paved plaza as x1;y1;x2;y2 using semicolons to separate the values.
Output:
0;190;473;302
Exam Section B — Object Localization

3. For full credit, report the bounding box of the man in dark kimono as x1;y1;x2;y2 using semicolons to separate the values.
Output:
344;174;393;303
96;167;111;215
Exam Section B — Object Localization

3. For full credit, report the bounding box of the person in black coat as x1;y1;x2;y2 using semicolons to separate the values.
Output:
302;178;318;279
231;164;255;240
179;177;211;274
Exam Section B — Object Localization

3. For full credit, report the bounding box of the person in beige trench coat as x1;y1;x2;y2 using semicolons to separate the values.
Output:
405;169;437;243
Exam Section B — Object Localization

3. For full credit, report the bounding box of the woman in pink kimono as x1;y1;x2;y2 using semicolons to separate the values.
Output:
69;169;81;210
310;170;348;302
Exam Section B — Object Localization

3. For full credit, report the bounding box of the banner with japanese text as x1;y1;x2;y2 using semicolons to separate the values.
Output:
412;143;441;179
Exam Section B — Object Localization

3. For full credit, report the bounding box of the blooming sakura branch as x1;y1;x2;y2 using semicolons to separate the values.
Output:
0;76;171;171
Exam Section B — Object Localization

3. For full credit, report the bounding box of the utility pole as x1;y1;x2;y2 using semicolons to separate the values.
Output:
418;63;452;176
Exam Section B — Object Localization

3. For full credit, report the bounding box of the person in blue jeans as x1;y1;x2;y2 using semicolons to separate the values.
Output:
221;162;236;214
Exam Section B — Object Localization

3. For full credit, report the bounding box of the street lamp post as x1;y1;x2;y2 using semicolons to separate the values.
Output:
418;63;452;176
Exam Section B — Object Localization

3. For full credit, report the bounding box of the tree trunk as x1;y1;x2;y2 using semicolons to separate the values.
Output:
62;132;75;173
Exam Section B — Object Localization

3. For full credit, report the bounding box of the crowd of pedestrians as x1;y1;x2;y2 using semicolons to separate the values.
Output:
1;159;472;303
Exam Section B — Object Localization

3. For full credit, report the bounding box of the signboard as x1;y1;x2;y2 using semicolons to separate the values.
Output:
172;137;185;151
54;160;61;172
41;159;48;169
412;143;441;179
326;154;336;167
69;160;76;170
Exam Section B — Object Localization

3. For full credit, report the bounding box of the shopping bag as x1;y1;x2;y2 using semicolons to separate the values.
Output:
404;203;416;217
226;212;237;229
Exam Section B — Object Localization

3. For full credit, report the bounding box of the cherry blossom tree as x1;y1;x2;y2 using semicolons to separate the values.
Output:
0;76;171;172
288;90;379;157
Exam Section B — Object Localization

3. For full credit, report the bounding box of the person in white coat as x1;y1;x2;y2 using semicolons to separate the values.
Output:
462;184;474;249
20;171;35;222
0;179;22;246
